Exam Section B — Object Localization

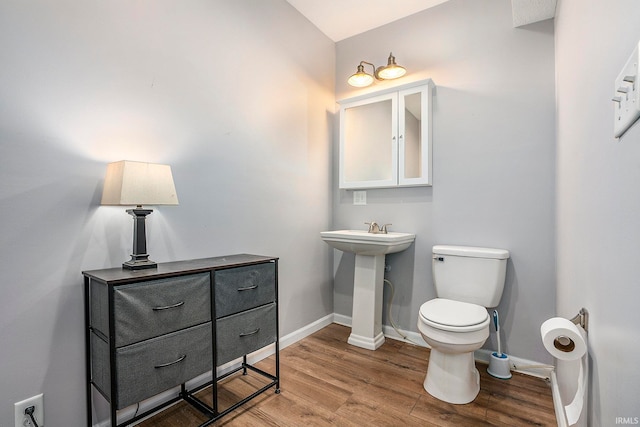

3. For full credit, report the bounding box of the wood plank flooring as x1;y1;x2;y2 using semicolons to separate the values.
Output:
137;323;556;426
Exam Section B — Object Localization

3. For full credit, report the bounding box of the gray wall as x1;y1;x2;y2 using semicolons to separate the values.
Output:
333;0;557;363
0;1;334;425
555;1;640;425
8;0;638;425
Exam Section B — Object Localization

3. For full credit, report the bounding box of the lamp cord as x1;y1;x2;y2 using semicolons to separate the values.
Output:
24;406;40;427
28;413;40;427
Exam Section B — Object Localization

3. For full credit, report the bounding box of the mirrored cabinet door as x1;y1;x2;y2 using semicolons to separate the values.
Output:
339;80;433;189
398;85;432;186
340;93;398;189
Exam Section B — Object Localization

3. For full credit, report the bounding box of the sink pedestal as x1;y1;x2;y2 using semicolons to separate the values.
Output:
348;254;386;350
320;229;415;351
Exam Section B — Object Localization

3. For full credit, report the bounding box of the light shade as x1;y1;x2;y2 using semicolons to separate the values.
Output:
348;64;375;88
101;160;179;207
377;53;407;80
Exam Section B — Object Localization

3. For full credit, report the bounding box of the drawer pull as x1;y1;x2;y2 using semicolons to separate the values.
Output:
154;354;186;368
152;301;185;311
239;328;260;337
237;284;258;292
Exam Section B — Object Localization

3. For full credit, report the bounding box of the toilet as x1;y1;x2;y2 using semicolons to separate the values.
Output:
417;245;509;404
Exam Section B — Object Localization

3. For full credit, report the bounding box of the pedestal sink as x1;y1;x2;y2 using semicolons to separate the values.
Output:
320;230;416;350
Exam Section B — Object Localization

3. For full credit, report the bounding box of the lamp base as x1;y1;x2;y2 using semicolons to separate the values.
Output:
123;256;157;270
123;207;157;270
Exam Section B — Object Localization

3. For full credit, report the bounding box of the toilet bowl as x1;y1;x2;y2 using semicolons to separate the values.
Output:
418;245;509;404
418;298;490;404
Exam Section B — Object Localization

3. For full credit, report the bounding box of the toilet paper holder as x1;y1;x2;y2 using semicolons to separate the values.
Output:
541;309;589;426
568;308;589;332
552;309;588;353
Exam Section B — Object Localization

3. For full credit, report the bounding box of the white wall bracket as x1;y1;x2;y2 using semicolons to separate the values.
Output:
614;41;640;138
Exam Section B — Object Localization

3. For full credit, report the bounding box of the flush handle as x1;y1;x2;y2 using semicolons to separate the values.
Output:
433;256;445;262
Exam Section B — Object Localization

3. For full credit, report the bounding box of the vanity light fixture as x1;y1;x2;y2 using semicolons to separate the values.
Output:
347;52;407;87
101;160;179;270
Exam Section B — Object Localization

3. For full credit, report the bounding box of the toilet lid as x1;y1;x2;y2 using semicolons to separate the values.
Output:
419;298;489;331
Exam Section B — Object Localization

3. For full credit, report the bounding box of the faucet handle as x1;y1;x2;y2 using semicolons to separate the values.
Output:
380;223;392;234
364;221;380;233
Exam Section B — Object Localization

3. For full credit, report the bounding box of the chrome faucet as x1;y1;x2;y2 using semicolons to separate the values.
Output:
365;222;392;234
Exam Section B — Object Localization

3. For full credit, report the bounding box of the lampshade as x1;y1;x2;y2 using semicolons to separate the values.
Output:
377;53;407;80
348;64;375;88
101;160;179;207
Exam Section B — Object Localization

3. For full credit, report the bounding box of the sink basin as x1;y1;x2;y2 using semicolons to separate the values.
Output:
321;229;415;350
320;230;415;256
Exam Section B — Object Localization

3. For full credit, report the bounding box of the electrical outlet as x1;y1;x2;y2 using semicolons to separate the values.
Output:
353;190;367;205
14;394;44;427
614;41;640;138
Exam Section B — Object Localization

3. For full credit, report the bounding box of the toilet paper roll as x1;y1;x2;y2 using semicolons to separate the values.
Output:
565;355;588;425
540;317;587;361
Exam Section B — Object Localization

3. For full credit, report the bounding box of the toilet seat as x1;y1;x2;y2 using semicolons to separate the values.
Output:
419;298;490;332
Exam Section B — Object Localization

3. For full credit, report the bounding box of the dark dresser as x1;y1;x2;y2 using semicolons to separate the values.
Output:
83;254;279;426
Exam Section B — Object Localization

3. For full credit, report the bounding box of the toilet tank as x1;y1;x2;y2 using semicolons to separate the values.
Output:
432;245;510;307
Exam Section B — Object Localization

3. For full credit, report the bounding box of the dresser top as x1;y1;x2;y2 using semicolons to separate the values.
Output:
82;254;277;284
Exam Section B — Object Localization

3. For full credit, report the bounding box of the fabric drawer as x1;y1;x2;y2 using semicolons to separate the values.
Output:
90;332;111;399
216;303;276;366
90;279;109;338
115;322;212;409
215;263;275;318
113;273;211;347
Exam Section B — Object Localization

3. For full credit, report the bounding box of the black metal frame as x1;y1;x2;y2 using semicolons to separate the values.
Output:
84;256;280;427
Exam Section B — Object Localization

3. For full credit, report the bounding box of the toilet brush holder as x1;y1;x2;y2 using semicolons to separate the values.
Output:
487;352;512;379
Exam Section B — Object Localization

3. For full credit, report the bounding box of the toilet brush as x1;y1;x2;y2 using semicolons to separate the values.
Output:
487;310;512;379
494;310;503;357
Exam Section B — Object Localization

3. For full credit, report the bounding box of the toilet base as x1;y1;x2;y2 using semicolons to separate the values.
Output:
424;348;480;404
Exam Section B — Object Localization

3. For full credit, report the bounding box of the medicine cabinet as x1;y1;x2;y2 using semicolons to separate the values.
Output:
338;79;434;189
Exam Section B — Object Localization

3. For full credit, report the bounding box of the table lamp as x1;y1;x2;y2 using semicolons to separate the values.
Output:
101;160;179;270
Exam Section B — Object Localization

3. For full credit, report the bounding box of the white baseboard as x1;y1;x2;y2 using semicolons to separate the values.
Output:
332;313;351;327
383;324;429;347
335;312;429;347
474;349;553;380
281;313;334;349
551;370;568;427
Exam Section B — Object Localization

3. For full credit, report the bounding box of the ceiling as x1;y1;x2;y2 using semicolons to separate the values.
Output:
285;0;557;42
285;0;451;42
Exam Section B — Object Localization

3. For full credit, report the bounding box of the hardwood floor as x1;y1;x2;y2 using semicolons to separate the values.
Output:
137;323;556;426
